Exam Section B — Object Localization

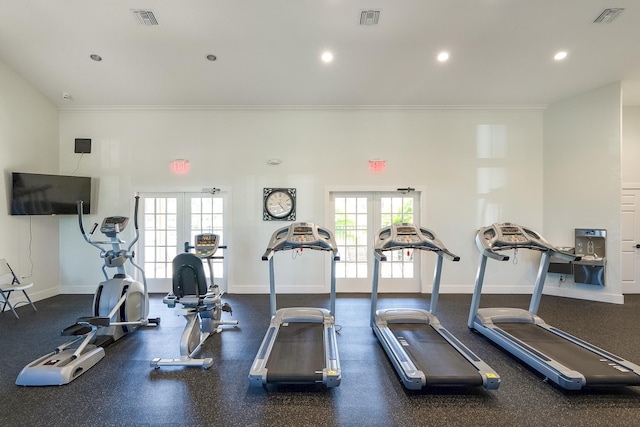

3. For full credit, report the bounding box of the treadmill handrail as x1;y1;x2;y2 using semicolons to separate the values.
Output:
475;222;580;262
375;245;460;262
262;222;340;261
373;223;460;261
475;233;509;261
374;249;387;262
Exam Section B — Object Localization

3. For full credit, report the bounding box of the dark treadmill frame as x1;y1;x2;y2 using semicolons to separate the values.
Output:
468;222;640;390
371;223;500;390
249;223;341;388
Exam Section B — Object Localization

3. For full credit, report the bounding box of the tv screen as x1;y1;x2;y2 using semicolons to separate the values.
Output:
10;172;91;215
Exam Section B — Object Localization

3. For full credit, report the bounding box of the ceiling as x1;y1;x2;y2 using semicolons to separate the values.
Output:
1;0;640;108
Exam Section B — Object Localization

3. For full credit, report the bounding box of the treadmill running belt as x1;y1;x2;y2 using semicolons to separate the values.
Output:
266;322;325;383
499;323;640;385
388;324;483;386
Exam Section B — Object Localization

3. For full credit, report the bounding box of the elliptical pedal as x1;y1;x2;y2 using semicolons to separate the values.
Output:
62;323;93;336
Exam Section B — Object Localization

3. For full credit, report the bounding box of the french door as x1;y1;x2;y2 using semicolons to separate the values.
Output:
138;192;226;293
331;191;421;293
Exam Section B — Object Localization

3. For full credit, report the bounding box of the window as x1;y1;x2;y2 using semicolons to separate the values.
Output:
139;193;226;293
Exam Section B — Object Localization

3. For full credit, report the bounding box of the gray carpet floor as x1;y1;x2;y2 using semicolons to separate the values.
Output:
2;292;640;426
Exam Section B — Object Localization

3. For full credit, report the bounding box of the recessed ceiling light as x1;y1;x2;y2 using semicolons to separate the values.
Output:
554;51;568;61
437;51;450;62
90;54;102;62
321;51;334;63
206;54;217;61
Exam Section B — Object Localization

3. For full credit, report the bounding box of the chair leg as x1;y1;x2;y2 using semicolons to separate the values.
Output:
1;291;20;319
22;289;37;312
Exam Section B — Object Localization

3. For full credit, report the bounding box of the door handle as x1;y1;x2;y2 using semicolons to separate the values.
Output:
636;244;640;249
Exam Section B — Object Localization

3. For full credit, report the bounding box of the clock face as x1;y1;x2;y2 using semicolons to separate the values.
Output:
264;188;296;221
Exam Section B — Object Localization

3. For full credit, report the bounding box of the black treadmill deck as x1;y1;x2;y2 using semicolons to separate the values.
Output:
388;323;483;386
499;322;640;386
266;322;325;383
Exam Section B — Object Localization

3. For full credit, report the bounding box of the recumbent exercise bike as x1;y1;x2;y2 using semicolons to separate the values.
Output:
151;233;238;369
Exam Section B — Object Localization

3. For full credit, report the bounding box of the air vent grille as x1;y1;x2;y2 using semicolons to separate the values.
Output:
360;10;380;26
593;8;624;23
132;10;158;26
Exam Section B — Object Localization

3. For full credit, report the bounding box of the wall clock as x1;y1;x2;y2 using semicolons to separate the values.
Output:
263;188;296;221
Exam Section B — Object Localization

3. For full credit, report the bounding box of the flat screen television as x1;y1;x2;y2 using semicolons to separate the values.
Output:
10;172;91;215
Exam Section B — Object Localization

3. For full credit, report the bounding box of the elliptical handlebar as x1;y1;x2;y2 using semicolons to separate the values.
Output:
127;196;141;253
77;200;105;253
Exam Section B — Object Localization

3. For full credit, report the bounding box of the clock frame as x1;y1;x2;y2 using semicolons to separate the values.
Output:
263;188;296;221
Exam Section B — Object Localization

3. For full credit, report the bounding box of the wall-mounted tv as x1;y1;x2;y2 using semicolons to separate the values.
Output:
10;172;91;215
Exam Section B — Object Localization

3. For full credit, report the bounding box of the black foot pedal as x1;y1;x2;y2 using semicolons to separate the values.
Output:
221;303;232;315
62;323;92;336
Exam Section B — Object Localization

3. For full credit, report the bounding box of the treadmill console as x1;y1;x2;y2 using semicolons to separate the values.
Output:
476;222;578;262
374;223;459;262
100;216;129;237
262;222;340;261
194;233;220;259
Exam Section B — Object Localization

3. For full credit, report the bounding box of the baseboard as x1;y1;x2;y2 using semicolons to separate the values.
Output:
60;285;97;294
542;286;624;304
434;284;535;294
230;284;326;294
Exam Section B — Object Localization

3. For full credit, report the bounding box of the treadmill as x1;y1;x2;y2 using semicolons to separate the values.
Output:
249;222;341;388
371;223;500;390
468;222;640;390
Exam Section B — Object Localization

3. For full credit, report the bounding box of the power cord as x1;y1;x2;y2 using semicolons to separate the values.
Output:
21;216;34;279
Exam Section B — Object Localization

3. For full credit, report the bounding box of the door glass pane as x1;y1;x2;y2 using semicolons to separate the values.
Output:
380;196;415;278
189;195;225;280
143;196;178;279
334;196;368;278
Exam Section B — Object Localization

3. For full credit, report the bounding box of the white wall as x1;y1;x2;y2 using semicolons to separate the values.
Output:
0;60;60;306
58;107;544;294
622;106;640;184
543;82;623;304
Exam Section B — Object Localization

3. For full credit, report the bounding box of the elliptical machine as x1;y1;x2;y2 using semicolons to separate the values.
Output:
151;233;237;369
16;196;159;386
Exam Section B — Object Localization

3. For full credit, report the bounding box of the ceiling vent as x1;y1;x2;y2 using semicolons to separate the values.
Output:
132;10;158;25
593;8;624;23
360;10;380;26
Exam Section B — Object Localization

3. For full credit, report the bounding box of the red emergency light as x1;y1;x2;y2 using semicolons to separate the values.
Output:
171;159;190;174
369;160;386;174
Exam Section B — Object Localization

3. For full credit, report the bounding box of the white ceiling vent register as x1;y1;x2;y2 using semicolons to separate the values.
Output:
593;8;624;23
131;10;158;25
360;10;380;26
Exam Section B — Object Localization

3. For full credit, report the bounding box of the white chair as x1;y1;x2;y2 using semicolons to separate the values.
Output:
0;258;37;319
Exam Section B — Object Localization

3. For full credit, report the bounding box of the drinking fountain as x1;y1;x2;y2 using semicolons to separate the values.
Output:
573;228;606;286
